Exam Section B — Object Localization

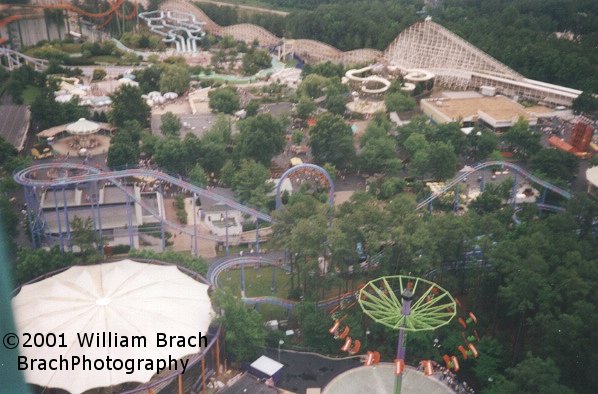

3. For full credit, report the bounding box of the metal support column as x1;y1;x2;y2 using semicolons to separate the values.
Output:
394;287;413;394
225;206;229;256
428;201;433;214
241;263;246;298
126;191;134;248
511;173;519;208
24;186;36;249
453;185;460;213
53;188;64;252
160;183;165;251
192;193;198;256
62;187;71;250
255;217;260;253
95;182;103;251
271;265;276;294
480;175;485;193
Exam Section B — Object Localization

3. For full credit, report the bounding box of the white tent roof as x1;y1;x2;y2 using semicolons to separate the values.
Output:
250;355;284;377
66;118;100;136
12;259;214;393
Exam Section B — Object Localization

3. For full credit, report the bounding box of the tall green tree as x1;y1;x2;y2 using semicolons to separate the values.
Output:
208;87;240;114
504;118;541;158
160;112;182;137
109;85;150;127
235;114;285;166
213;290;266;363
309;113;355;168
159;63;191;94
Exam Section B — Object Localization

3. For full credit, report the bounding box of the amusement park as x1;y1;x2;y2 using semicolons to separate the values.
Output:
1;1;598;394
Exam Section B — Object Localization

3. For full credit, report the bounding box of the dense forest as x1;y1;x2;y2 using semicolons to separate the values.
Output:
197;0;598;91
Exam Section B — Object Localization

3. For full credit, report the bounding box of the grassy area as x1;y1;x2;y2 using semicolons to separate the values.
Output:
254;303;289;321
219;266;292;298
22;85;41;105
90;55;122;64
59;43;82;54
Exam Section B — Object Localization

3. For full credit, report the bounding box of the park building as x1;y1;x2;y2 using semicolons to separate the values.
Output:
420;92;546;130
39;184;166;250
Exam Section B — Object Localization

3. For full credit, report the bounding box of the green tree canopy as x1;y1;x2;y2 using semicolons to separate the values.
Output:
235;113;285;166
385;91;416;113
159;63;191;95
213;290;266;363
296;96;316;120
109;85;150;127
504;118;541;158
160;112;182;137
208;86;241;114
530;148;578;183
309;113;355;168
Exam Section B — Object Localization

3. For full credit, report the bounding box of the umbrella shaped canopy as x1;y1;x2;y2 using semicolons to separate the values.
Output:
66;118;100;136
12;259;214;393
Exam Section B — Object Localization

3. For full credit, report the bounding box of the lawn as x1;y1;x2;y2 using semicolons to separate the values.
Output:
22;85;41;105
219;266;292;298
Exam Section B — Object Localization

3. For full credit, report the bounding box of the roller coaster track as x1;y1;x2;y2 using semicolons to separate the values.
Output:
415;161;572;210
207;255;358;310
14;163;273;245
160;0;383;65
0;47;48;71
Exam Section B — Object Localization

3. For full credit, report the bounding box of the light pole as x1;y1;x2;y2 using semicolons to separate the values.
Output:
278;339;284;361
365;329;371;349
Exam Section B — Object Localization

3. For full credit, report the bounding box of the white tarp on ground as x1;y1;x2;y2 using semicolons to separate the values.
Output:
12;259;213;393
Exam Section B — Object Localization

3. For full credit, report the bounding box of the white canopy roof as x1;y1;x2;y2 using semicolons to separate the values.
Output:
250;355;284;377
12;259;214;393
66;118;100;136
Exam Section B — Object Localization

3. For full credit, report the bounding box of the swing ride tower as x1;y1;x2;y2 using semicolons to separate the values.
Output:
358;275;456;394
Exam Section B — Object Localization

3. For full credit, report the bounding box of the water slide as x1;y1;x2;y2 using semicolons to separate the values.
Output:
344;65;391;94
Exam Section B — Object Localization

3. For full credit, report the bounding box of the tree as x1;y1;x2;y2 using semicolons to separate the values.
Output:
245;99;260;117
213;290;265;363
109;85;150;127
403;133;429;157
235;114;285;166
30;88;90;130
241;48;271;75
134;64;161;94
309;113;355;168
486;354;574;394
91;68;106;81
530;148;578;183
572;91;598;115
504;118;541;158
189;163;208;187
359;136;401;174
296;96;316;120
70;216;102;262
324;90;346;115
385;91;416;112
160;112;182;137
0;136;17;166
298;74;330;99
231;160;273;209
107;129;140;168
467;129;498;161
14;247;77;285
159;63;191;95
208;87;240;114
427;142;458;180
153;137;187;174
119;120;143;143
